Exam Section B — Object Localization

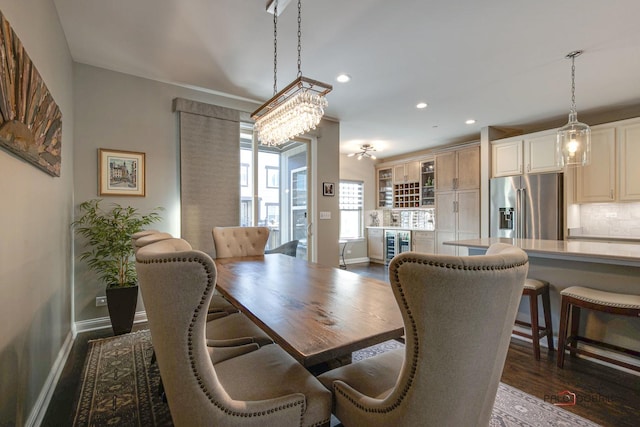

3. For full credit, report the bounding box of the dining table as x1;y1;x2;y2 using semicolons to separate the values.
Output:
214;254;404;368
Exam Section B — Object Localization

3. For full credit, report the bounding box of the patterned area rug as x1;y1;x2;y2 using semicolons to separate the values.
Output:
72;330;600;427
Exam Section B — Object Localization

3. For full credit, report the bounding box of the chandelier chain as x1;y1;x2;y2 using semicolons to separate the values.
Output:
297;0;302;78
273;0;278;95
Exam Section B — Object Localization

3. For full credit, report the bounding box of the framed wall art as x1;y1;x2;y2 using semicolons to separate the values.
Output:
0;10;62;177
323;182;335;197
99;149;145;196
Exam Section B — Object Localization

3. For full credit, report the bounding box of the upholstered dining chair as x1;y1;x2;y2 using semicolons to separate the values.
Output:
265;239;299;257
136;237;332;427
212;226;270;258
318;243;529;427
132;230;239;315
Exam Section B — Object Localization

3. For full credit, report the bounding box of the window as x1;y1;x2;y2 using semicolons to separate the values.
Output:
240;163;249;187
340;180;364;239
266;166;279;188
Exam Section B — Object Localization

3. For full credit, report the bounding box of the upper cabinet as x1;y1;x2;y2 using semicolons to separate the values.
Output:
393;161;420;184
618;122;640;201
436;145;480;191
420;159;435;207
492;131;562;178
575;127;616;203
575;118;640;203
376;167;393;208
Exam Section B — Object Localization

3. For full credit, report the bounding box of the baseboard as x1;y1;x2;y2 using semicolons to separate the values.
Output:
511;327;640;376
74;311;148;334
25;331;74;427
343;257;370;265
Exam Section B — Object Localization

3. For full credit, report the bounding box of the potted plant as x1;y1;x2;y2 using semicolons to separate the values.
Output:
73;199;163;335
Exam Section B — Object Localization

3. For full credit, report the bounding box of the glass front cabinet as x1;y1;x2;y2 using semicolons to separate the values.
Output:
377;167;393;208
421;159;435;207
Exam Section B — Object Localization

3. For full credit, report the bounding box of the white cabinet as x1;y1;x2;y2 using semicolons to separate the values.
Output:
575;127;616;203
435;189;479;255
376;167;394;208
436;145;480;190
492;141;522;177
367;228;384;262
525;134;562;174
492;132;561;177
393;161;420;184
412;230;435;254
618;122;640;201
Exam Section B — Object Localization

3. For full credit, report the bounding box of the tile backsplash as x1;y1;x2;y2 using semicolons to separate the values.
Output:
572;203;640;238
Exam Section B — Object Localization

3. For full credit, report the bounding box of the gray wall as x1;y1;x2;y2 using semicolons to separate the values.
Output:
0;0;75;424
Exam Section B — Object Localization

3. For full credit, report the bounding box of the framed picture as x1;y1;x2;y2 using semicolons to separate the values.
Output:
323;182;335;197
99;149;146;196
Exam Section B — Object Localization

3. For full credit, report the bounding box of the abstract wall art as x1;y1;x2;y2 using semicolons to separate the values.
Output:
0;10;62;177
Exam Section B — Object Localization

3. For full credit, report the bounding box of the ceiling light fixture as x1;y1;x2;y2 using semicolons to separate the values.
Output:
336;74;351;83
347;143;377;160
556;50;591;167
251;0;333;147
416;102;428;109
465;119;476;125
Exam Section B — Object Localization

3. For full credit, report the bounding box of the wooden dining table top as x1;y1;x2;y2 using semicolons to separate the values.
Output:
214;254;404;367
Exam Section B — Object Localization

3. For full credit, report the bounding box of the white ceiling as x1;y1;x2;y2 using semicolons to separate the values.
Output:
53;0;640;158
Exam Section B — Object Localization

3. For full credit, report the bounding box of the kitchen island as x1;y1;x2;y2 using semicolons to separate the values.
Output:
446;237;640;372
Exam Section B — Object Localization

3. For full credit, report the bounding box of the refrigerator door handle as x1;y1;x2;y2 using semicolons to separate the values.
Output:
521;188;526;238
515;189;521;239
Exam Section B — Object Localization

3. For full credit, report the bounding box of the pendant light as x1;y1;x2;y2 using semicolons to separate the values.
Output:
556;50;591;167
251;0;332;146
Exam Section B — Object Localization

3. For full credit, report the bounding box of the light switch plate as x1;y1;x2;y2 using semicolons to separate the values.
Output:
320;211;331;219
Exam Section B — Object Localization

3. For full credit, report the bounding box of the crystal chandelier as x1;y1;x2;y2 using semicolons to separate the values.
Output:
252;0;332;147
347;144;377;160
556;50;591;167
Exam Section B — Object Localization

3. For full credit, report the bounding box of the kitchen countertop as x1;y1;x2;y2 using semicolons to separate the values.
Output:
367;226;435;231
445;237;640;267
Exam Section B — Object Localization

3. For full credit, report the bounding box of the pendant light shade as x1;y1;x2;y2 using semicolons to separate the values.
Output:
556;50;591;167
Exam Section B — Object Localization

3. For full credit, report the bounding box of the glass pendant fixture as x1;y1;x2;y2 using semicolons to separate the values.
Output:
252;0;332;146
556;50;591;167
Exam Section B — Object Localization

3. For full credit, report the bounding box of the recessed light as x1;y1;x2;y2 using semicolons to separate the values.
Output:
336;74;351;83
416;102;428;109
465;119;476;125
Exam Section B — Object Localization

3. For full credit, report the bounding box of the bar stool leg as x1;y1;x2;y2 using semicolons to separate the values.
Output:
569;305;581;358
528;290;541;360
542;286;554;351
557;297;570;368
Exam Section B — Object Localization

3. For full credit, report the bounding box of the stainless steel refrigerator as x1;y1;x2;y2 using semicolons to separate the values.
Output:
490;173;564;240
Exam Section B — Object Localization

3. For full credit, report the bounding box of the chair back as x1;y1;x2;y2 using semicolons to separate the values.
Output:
381;243;528;426
212;226;269;258
265;240;299;257
133;231;173;253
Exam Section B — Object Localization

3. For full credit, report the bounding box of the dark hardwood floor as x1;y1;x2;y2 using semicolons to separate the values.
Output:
43;262;639;426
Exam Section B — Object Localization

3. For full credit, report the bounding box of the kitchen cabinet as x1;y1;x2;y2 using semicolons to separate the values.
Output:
367;228;384;263
412;230;435;254
575;127;616;203
436;145;480;190
618;122;640;201
393;161;420;184
376;167;393;208
420;159;435;207
435;189;479;255
492;132;561;177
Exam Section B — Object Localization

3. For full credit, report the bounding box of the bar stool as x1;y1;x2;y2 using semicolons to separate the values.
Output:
557;286;640;372
513;278;554;360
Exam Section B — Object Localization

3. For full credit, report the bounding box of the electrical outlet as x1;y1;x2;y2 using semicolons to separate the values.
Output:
96;296;107;307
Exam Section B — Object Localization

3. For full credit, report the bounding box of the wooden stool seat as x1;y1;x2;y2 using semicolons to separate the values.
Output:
557;286;640;372
513;278;554;360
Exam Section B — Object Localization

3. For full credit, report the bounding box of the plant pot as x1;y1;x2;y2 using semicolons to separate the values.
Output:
106;285;139;335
